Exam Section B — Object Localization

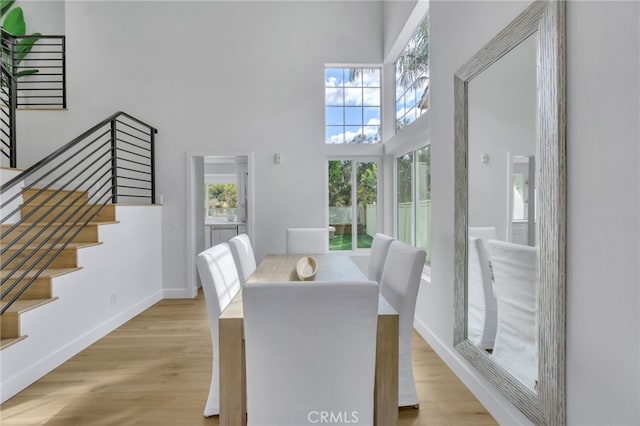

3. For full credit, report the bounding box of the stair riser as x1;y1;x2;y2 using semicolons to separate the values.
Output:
1;315;19;338
2;250;77;270
1;225;99;245
22;189;89;206
20;205;116;223
1;278;52;299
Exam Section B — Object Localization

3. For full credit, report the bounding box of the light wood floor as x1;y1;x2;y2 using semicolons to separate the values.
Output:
0;291;496;426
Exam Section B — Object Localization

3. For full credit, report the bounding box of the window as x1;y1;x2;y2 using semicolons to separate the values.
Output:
328;159;379;250
395;13;430;132
325;67;381;144
396;146;431;264
206;183;237;218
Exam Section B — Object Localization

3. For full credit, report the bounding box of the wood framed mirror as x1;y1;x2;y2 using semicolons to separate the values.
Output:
453;1;565;424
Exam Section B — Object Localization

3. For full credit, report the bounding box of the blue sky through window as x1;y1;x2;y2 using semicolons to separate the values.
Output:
325;67;381;144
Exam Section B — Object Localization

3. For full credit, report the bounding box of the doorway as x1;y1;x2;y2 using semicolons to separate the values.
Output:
186;152;254;296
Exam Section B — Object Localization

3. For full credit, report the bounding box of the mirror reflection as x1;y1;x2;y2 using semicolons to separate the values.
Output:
466;34;539;391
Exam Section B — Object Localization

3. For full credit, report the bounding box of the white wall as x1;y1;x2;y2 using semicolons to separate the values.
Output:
16;1;384;296
417;0;640;424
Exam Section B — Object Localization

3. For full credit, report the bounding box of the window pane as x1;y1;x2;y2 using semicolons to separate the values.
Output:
206;184;238;218
326;107;344;126
326;126;344;144
345;126;364;144
325;68;345;86
346;68;362;85
416;146;431;264
326;88;343;106
363;126;380;143
397;153;414;245
364;69;381;86
363;107;380;125
357;162;377;249
344;107;363;125
362;88;380;106
344;88;363;106
329;160;353;251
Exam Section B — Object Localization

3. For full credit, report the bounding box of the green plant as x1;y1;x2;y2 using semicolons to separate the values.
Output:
1;0;40;77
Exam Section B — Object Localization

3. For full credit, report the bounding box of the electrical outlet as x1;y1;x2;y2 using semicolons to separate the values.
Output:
110;292;117;306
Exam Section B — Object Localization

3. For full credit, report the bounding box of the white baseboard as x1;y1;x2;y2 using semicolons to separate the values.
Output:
1;291;163;403
163;287;197;299
412;316;532;426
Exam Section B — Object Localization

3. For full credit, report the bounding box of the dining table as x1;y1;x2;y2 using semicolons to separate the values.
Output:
218;253;399;426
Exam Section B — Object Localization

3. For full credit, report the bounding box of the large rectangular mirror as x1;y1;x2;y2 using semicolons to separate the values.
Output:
453;1;565;424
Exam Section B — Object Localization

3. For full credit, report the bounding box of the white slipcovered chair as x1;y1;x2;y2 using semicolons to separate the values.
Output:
243;280;379;426
487;239;538;389
467;236;498;350
379;240;426;407
228;233;257;285
366;233;394;283
195;243;242;417
286;227;329;254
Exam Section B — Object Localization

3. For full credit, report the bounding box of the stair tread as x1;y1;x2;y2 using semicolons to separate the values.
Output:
1;297;58;314
0;336;27;350
3;242;102;251
0;267;82;279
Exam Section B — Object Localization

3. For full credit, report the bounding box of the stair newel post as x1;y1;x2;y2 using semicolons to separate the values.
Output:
9;69;17;168
150;128;156;204
110;119;118;203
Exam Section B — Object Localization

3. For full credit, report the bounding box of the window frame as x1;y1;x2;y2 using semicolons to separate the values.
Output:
394;12;430;134
324;65;383;145
394;145;431;270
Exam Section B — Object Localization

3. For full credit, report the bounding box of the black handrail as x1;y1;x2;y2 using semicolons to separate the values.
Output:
1;29;66;109
0;112;158;315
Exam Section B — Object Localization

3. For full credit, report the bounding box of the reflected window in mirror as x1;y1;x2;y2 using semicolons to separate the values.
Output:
395;12;430;133
396;146;431;265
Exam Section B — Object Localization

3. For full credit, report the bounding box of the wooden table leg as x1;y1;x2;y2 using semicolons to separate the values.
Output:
219;317;246;426
375;313;399;426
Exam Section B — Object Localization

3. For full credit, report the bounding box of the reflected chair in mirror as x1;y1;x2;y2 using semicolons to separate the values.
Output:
228;233;257;286
286;227;329;254
379;240;426;407
243;281;379;426
468;226;498;243
195;243;242;417
487;239;538;389
366;233;395;283
467;237;498;350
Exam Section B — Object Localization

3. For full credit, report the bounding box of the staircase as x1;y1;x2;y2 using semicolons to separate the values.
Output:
0;187;118;349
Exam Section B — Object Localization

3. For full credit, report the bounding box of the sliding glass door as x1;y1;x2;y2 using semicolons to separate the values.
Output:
328;159;380;251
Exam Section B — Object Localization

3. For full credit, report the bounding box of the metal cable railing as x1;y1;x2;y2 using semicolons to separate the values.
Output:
0;64;17;167
0;112;157;314
1;29;66;108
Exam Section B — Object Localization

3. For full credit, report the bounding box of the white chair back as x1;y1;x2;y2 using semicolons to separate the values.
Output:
243;281;379;426
487;239;538;389
286;227;329;254
228;233;257;285
379;240;426;407
467;236;498;350
195;243;242;417
367;233;394;282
